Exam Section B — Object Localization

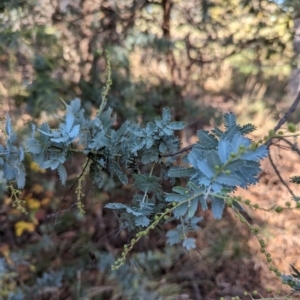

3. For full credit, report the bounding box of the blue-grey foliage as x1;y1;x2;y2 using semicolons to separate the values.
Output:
0;100;268;252
0;116;25;188
165;112;268;245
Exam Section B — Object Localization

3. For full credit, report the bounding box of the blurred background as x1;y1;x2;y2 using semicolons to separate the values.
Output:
1;0;300;299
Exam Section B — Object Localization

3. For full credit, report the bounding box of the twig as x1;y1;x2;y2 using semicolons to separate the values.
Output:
271;136;300;157
47;202;77;219
159;145;193;157
266;90;300;148
268;152;296;200
48;186;95;220
59;157;91;205
266;91;300;200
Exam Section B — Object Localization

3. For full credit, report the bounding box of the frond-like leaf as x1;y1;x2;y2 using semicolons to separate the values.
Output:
224;112;236;129
57;164;67;185
105;203;128;210
226;159;245;172
173;202;189;218
4;162;15;180
187;198;198;218
65;112;74;133
197;130;218;148
69;98;81;113
165;193;189;202
212;127;223;137
182;237;196;250
188;149;204;168
26;138;42;154
222;125;240;140
211;197;225;220
167;121;185;130
162;107;171;122
168;167;195;178
135;216;150;227
89;162;103;189
197;160;214;179
241;145;268;161
69;124;80;139
230;133;251;153
166;229;181;246
141;149;159;164
16;163;26;189
110;161;128;185
291;176;300;184
159;142;167;153
132;174;161;193
172;186;190;195
240;123;256;134
206;150;221;170
215;174;241;186
5;115;12;136
218;139;231;163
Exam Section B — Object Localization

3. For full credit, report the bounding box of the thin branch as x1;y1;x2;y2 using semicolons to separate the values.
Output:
58;157;91;206
266;90;300;148
159;145;193;157
270;136;300;157
47;202;77;219
268;151;296;200
266;92;300;197
48;186;94;220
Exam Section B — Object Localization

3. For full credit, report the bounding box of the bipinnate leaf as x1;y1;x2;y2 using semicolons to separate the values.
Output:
111;161;128;185
241;145;268;161
4;162;15;180
166;229;181;246
206;150;221;170
197;130;218;148
173;202;189;218
135;216;150;227
215;174;241;186
168;167;195;178
291;176;300;184
182;237;196;250
218;139;230;163
187;198;198;218
172;186;190;195
165;193;189;202
57;164;67;185
16;164;26;189
224;112;236;129
27;138;42;154
197;160;214;179
69;124;80;139
162;107;171;122
211;197;225;220
230;132;251;153
5;115;12;136
167;121;185;130
65;112;74;133
240;123;256;134
69;98;81;113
